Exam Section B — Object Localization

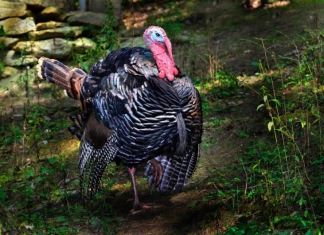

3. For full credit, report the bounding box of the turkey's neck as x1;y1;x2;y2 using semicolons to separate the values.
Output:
151;45;177;82
151;46;170;59
150;42;164;54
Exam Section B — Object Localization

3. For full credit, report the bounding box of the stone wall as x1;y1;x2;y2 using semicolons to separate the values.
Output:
0;0;121;80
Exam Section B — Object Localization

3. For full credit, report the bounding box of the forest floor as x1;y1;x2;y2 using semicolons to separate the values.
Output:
1;0;323;234
114;1;322;234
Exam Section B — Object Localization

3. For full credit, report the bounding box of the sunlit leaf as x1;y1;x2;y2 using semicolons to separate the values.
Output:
311;158;324;165
305;230;313;235
265;76;272;83
300;121;306;128
140;177;147;183
268;121;273;131
252;161;260;169
276;127;291;138
256;104;264;111
217;190;226;196
48;157;57;164
271;99;281;106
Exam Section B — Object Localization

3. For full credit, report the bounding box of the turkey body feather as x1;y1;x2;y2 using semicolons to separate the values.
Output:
37;26;203;212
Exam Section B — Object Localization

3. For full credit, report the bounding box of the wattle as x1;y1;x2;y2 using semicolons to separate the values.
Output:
153;52;178;82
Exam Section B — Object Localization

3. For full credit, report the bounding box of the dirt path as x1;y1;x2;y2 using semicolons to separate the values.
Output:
104;87;262;234
108;1;324;234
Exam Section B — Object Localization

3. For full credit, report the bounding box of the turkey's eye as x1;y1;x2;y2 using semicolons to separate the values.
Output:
156;33;161;37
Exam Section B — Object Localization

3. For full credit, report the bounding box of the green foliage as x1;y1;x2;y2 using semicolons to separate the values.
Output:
198;21;324;233
0;2;120;232
2;0;324;234
0;186;6;204
0;153;118;233
70;0;120;71
0;26;5;74
146;1;184;40
225;217;258;235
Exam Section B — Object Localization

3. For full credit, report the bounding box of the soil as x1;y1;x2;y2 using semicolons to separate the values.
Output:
112;1;323;234
1;1;323;234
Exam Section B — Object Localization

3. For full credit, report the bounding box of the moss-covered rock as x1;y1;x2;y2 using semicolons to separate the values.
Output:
0;17;36;36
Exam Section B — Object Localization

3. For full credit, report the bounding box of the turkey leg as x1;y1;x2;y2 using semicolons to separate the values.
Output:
128;167;152;213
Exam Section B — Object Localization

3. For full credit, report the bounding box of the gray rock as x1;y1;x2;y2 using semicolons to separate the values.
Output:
4;50;37;66
121;37;145;48
1;66;19;78
36;21;68;30
18;0;65;9
38;6;64;21
41;6;63;16
227;100;243;107
68;37;96;54
175;34;207;43
0;37;20;48
13;38;72;59
89;0;122;20
120;27;145;37
0;66;37;98
61;11;106;27
12;113;24;120
227;101;237;106
0;17;36;36
13;38;96;59
0;73;21;97
0;1;27;20
28;26;83;40
0;1;26;11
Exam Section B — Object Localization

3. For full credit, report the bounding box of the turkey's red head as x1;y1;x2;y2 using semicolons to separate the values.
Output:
143;26;178;82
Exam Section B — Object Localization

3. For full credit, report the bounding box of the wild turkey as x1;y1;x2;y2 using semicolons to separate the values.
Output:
37;26;203;212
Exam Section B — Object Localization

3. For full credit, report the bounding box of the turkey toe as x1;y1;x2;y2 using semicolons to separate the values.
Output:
149;159;163;186
131;202;153;214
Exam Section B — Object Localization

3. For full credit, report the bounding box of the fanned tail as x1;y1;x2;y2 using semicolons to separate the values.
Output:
37;57;87;101
144;144;200;194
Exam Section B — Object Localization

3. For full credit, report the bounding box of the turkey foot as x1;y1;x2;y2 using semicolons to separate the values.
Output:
148;159;163;186
128;167;153;214
131;202;153;214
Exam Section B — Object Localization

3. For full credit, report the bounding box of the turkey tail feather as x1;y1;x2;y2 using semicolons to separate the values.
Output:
144;145;200;194
79;133;118;199
175;112;187;156
37;57;87;101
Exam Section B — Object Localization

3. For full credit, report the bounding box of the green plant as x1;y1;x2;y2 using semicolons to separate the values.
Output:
70;0;120;71
225;217;259;235
245;29;324;232
0;26;6;75
0;2;120;232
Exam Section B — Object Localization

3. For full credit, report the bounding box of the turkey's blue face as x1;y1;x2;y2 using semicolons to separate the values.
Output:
150;29;166;44
143;26;167;48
